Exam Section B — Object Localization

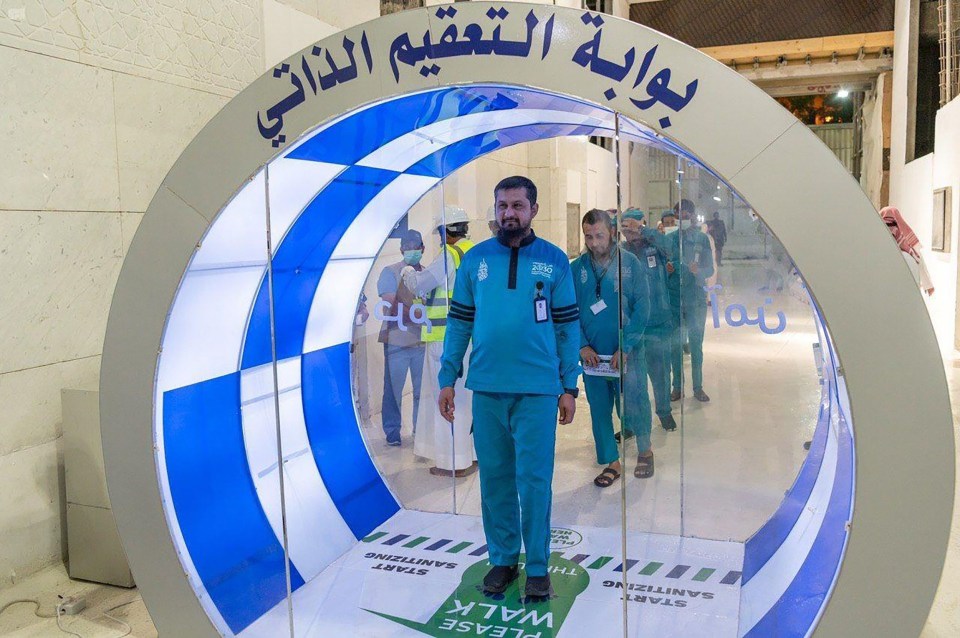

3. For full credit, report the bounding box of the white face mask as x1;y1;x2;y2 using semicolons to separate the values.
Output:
680;219;692;230
663;225;679;235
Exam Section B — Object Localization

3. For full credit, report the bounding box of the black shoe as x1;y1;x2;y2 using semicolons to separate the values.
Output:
660;414;677;431
693;388;710;402
670;389;682;402
482;565;519;594
524;574;553;599
614;430;635;443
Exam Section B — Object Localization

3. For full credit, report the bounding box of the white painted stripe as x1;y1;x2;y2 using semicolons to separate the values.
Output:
156;266;264;394
738;412;840;634
356;108;610;172
330;173;441;260
240;358;356;581
158;159;346;394
302;259;376;353
265;158;346;247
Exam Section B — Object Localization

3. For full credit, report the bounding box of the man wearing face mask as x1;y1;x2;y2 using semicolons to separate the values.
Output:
402;206;477;476
620;208;677;432
665;200;714;403
376;230;427;446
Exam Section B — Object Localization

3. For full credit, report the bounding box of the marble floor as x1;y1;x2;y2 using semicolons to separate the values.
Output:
1;272;958;636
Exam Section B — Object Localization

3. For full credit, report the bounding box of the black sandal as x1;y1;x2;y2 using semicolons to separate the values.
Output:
634;453;655;479
593;467;621;487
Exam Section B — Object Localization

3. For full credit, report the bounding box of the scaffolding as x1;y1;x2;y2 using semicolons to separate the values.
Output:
939;0;960;105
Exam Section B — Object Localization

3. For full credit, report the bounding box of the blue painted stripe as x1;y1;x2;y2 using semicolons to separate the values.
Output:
742;397;830;582
241;165;401;369
383;534;410;546
301;344;399;538
405;123;605;178
665;565;690;579
425;539;452;551
163;372;304;634
469;545;489;556
743;403;854;637
285;87;521;165
719;570;742;585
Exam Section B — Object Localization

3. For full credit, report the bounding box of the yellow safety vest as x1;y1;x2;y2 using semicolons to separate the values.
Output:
422;238;474;342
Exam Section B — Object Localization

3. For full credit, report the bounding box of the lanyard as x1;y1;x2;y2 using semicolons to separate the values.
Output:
590;254;613;300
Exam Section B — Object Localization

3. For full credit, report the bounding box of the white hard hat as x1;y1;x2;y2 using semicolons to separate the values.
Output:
433;205;469;230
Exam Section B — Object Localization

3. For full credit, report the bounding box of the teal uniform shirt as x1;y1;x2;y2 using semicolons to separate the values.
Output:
438;231;581;394
665;227;714;307
663;226;714;393
437;230;582;578
624;233;675;420
570;249;650;355
622;237;673;333
571;247;653;463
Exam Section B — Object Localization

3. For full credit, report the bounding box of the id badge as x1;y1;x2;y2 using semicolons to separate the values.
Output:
590;299;608;315
647;254;657;268
534;297;549;323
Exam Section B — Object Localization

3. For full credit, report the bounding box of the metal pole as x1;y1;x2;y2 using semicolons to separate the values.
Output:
264;164;296;638
613;112;629;638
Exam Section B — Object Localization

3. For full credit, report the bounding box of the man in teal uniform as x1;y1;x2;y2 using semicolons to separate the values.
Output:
620;208;678;431
571;209;654;487
438;176;581;600
665;200;714;402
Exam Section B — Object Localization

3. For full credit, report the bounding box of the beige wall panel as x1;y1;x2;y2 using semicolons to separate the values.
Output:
263;0;339;71
315;0;380;30
120;212;143;256
0;356;100;459
0;441;64;581
276;0;320;19
0;211;123;374
74;0;262;94
114;73;229;213
0;48;119;212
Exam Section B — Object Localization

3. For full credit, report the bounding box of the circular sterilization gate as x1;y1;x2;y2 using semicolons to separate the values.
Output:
100;4;953;637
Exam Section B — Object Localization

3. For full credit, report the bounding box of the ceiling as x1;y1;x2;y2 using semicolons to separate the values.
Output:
629;0;895;48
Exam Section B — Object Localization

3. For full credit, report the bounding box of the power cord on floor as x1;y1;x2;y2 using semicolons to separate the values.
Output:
2;593;139;638
98;596;139;638
55;598;84;638
0;599;81;636
0;598;56;618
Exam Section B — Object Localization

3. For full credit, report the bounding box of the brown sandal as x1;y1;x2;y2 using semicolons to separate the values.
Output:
634;453;655;479
593;467;621;487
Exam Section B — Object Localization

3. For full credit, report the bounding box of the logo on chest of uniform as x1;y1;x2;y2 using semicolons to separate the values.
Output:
580;267;588;284
477;258;489;282
531;261;554;279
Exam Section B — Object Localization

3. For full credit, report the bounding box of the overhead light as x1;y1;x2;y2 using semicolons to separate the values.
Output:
837;89;849;98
